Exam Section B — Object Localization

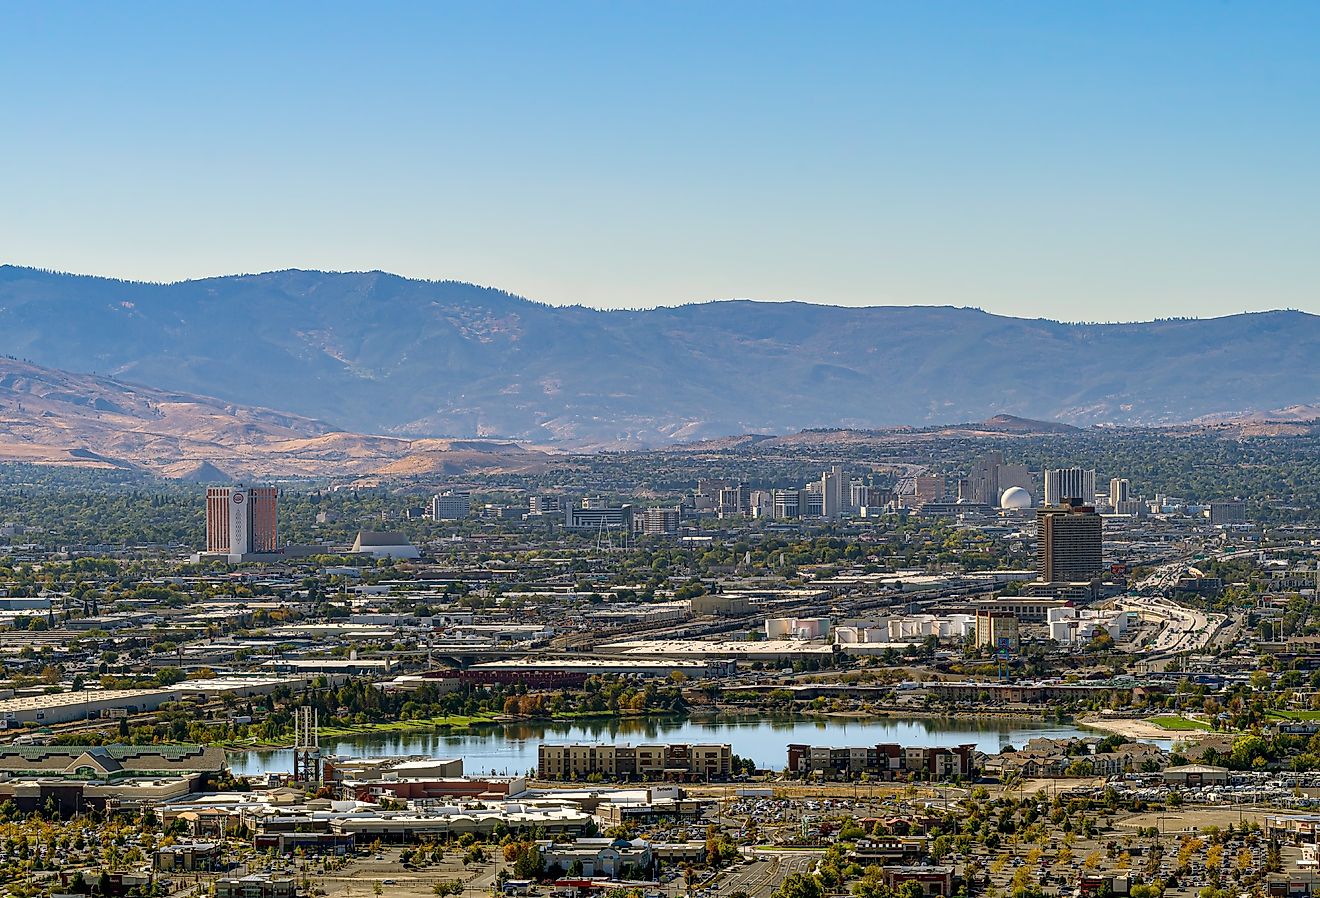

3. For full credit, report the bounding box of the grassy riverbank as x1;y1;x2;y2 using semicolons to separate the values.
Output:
221;709;688;749
1148;714;1214;731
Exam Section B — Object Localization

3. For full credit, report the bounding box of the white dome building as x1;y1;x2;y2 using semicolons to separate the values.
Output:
1000;486;1033;510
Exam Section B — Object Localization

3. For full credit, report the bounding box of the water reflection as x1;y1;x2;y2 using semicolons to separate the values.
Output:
227;713;1128;777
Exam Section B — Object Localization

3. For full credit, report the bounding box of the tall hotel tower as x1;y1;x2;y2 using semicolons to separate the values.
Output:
206;485;279;557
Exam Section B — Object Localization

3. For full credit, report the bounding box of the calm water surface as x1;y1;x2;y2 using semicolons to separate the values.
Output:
228;714;1153;777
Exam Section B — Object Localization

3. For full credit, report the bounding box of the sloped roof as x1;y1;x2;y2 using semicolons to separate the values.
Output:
352;531;414;548
0;744;226;776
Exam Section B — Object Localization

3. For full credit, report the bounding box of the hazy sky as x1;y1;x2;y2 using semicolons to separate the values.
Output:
3;2;1318;319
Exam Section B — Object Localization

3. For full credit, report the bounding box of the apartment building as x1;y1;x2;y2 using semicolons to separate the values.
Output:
786;742;978;780
537;742;732;781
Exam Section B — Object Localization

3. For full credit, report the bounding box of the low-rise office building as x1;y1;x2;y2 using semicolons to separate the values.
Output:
154;842;222;872
537;837;653;879
0;688;179;726
881;866;956;897
215;876;297;898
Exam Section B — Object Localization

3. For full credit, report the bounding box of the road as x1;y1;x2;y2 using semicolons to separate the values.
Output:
717;851;823;898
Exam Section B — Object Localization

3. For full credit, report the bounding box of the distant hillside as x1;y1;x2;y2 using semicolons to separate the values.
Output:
2;265;1318;446
0;357;549;478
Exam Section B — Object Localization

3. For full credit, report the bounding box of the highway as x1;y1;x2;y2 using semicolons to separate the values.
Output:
1117;594;1226;657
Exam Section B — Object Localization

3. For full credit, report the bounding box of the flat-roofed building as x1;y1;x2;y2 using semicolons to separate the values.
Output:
538;743;732;781
787;743;977;780
974;610;1019;652
1037;502;1104;583
215;876;297;898
1043;468;1096;506
1209;500;1248;525
566;501;633;531
0;688;180;726
431;491;471;520
881;866;955;897
642;506;681;535
969;596;1072;623
155;842;221;872
206;485;279;559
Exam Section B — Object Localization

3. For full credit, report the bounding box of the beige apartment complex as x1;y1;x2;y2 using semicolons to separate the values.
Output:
538;742;732;781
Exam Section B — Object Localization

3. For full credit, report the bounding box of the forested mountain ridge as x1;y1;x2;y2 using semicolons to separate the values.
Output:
1;265;1317;446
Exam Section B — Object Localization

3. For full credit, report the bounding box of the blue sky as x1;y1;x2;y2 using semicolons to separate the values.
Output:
3;2;1318;319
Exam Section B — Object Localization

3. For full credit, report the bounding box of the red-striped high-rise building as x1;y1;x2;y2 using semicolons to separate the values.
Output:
206;485;279;556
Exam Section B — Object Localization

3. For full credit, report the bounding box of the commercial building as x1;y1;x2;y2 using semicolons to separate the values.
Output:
462;657;732;687
641;506;681;536
765;617;830;639
595;791;710;826
880;866;956;897
324;755;464;783
1037;502;1104;583
0;688;180;727
566;500;633;531
1108;478;1144;515
1043;468;1096;506
214;877;297;898
771;489;801;519
718;485;748;517
0;744;226;814
787;743;977;780
598;637;836;664
1209;500;1248;525
154;842;222;872
206;485;278;557
1109;478;1131;507
821;466;849;518
326;803;592;840
1162;764;1230;787
974;610;1020;652
537;743;732;781
689;593;752;616
1047;607;1130;645
345;776;526;804
912;476;946;504
431;491;471;520
350;531;420;559
0;744;226;777
529;495;562;516
969;452;1033;506
537;837;653;879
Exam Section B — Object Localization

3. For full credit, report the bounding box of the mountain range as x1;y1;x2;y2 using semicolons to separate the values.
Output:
0;357;550;479
1;265;1318;449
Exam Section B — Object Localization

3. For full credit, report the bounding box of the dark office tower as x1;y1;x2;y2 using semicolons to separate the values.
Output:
1036;502;1103;583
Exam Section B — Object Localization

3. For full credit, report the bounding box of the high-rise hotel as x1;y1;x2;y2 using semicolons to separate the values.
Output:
206;485;279;558
1036;500;1103;584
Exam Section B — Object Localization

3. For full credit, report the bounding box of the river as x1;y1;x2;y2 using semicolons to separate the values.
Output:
227;714;1137;777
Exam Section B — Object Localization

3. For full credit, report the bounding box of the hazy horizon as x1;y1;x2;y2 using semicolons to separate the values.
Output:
2;261;1312;325
4;3;1320;320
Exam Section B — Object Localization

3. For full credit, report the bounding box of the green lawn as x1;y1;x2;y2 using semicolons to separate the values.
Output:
316;713;499;738
1148;714;1213;731
1267;710;1320;721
